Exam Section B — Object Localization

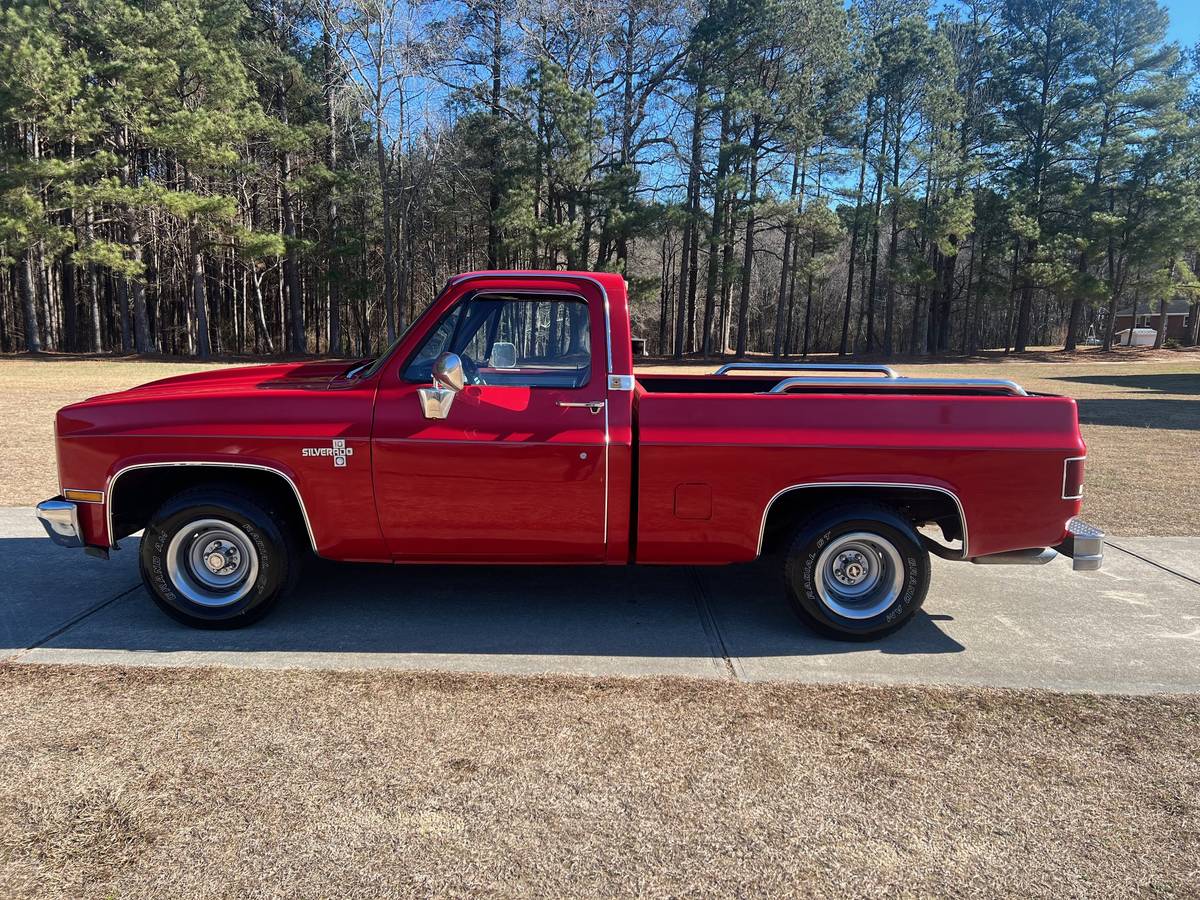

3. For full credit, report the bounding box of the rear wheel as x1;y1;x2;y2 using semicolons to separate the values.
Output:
783;503;930;641
139;487;299;628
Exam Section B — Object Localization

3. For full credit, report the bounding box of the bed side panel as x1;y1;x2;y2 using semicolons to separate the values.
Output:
634;392;1086;564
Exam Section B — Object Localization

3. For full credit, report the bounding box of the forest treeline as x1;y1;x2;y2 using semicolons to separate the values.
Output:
2;0;1199;361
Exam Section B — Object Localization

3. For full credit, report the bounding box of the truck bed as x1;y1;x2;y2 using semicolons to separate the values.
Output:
631;373;1085;565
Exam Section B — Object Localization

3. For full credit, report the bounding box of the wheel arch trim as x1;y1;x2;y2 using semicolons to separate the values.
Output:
757;481;969;559
106;461;318;553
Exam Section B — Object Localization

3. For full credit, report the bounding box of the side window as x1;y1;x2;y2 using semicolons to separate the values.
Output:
404;295;592;389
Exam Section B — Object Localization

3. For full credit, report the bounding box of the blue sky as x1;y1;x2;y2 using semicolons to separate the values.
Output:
1163;0;1199;47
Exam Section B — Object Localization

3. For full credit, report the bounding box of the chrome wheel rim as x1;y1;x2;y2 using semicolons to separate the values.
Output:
165;518;259;608
813;532;904;620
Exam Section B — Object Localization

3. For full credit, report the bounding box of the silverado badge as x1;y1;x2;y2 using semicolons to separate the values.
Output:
302;439;353;468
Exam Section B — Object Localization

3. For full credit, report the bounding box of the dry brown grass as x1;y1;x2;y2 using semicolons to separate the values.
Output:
1;664;1197;899
1;347;1197;533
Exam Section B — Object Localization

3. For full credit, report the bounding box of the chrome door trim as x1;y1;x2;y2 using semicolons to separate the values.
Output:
757;481;969;559
448;271;621;379
105;461;319;553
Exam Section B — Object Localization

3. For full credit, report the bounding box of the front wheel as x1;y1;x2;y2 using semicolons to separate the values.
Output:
139;487;299;628
783;503;930;641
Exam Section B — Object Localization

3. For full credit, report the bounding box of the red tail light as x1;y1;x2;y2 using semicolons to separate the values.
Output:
1062;457;1086;500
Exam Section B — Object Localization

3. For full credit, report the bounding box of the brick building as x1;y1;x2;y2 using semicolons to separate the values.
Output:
1112;297;1193;344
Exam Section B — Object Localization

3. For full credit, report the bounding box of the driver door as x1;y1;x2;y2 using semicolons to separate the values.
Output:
372;292;609;562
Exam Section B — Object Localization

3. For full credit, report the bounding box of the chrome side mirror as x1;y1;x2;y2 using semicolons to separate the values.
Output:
419;351;464;419
432;352;465;392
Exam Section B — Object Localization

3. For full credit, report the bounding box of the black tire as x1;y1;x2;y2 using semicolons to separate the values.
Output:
782;502;930;641
139;486;300;629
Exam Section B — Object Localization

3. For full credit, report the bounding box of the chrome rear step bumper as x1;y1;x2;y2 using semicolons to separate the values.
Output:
1055;518;1105;571
970;518;1104;571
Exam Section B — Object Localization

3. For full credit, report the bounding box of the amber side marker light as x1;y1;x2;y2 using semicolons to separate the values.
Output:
63;489;104;503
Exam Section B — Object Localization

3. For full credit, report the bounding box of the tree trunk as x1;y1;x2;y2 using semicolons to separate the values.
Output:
117;277;131;353
377;130;397;343
486;0;503;268
1153;294;1168;349
253;272;275;354
85;207;102;352
773;148;804;358
841;98;873;356
323;27;342;356
701;102;731;357
735;120;762;358
1014;236;1037;352
19;249;41;352
616;0;636;267
192;227;211;360
673;71;706;360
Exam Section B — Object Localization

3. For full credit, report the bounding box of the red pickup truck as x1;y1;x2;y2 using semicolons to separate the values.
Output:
38;270;1103;639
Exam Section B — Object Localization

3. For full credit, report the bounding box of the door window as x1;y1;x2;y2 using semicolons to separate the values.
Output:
403;295;592;389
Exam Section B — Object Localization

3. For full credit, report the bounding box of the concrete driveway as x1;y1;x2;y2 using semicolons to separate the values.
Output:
3;507;1198;693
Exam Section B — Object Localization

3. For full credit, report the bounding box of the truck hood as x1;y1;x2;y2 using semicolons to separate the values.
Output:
55;358;374;439
96;359;365;401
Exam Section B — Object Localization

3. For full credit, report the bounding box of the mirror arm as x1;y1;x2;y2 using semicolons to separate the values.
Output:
418;385;455;420
422;351;466;419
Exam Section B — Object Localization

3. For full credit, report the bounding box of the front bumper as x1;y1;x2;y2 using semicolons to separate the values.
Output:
35;497;84;548
970;518;1104;571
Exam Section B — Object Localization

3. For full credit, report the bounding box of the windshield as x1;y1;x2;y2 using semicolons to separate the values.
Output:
348;282;450;380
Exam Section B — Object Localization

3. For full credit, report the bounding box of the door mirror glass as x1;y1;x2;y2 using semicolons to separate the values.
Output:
432;352;465;392
489;342;517;369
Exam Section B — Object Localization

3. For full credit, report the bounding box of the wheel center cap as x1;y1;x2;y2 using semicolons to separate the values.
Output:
833;549;870;586
201;540;240;575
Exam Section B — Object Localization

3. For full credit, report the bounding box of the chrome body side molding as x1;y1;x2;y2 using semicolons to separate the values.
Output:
105;461;319;554
757;481;970;559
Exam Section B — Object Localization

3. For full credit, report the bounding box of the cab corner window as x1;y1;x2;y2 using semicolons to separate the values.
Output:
403;295;592;389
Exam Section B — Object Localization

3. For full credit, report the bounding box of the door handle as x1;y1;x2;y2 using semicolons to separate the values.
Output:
558;400;606;414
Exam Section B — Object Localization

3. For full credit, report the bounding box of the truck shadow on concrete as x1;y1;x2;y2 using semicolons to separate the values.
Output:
5;536;964;663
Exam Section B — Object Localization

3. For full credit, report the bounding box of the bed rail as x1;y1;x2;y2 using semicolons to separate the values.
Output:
767;375;1029;396
714;362;899;378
